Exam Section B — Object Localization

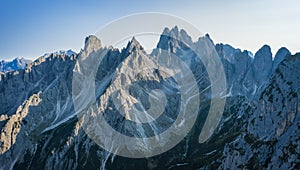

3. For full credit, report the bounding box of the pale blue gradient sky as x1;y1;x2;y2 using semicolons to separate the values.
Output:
0;0;299;60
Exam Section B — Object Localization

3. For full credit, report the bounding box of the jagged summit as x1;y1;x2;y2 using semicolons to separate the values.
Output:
253;44;272;65
215;43;242;60
124;36;145;53
84;35;102;53
157;26;193;50
275;47;290;58
201;33;215;46
255;45;272;58
272;47;291;72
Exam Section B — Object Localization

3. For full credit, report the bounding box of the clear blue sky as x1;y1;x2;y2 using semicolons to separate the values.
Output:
0;0;299;60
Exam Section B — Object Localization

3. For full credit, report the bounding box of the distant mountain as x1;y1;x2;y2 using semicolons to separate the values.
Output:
42;49;76;58
0;58;31;73
0;50;76;73
0;27;299;170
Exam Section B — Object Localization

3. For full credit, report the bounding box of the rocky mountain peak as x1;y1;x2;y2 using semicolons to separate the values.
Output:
275;47;290;59
252;45;273;92
253;44;273;68
125;37;144;53
84;35;102;53
272;47;291;72
215;43;242;63
157;26;193;50
254;45;272;59
204;33;214;45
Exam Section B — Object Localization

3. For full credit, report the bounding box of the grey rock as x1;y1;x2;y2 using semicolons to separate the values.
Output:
0;27;299;170
272;47;291;72
253;45;273;86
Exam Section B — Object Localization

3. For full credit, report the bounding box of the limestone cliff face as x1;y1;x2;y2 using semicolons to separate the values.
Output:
216;43;282;98
219;54;300;169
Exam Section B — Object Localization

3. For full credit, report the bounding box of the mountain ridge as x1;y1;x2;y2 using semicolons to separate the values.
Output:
0;26;299;169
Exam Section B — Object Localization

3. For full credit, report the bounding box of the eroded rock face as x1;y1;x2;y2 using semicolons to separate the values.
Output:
218;54;300;169
253;45;273;87
0;93;41;154
0;27;299;169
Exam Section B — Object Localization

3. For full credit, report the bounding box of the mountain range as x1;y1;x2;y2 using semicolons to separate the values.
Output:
0;26;299;169
0;58;31;73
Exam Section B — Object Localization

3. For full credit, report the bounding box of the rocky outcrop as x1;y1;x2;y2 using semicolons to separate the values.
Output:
0;93;41;154
252;45;273;89
272;47;291;72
